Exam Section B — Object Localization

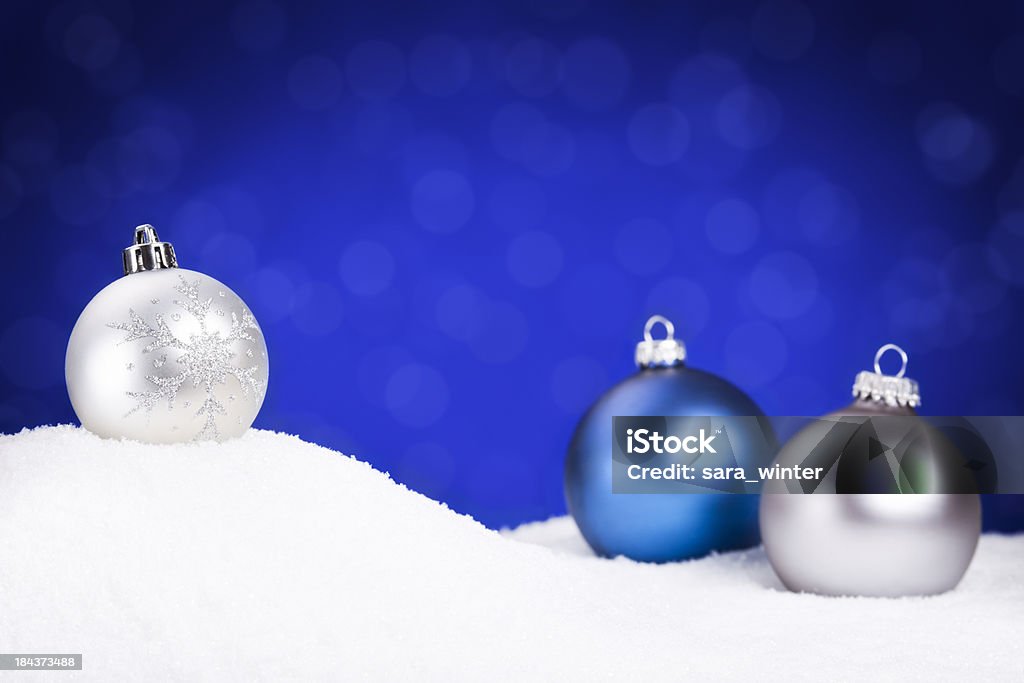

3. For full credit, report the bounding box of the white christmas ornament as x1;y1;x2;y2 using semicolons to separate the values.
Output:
66;225;269;443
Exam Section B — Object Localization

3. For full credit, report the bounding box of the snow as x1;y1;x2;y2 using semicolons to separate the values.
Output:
1;426;1021;682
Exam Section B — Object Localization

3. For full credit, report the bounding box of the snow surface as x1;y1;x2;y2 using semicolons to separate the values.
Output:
1;425;1021;682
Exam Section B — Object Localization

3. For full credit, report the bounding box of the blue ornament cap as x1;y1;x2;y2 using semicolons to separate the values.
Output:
564;315;776;563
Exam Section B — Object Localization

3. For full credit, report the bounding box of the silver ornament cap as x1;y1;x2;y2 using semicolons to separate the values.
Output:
123;224;178;275
852;343;921;408
635;315;686;369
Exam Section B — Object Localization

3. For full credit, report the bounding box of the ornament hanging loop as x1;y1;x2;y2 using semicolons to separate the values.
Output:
636;314;686;369
643;314;675;342
853;342;919;407
874;343;908;378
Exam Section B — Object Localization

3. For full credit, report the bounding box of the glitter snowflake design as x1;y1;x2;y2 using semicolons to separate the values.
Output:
108;274;264;439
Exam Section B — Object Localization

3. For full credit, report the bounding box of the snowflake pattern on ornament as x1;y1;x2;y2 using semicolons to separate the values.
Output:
108;275;264;439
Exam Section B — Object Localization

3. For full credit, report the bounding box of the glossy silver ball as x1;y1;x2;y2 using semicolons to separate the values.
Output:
760;403;981;597
66;268;269;443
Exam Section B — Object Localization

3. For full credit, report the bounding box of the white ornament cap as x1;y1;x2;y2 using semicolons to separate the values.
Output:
635;315;686;369
852;343;921;408
123;224;178;275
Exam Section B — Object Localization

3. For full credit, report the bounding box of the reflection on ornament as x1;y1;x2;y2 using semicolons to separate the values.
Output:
760;344;981;597
66;225;269;443
564;315;776;563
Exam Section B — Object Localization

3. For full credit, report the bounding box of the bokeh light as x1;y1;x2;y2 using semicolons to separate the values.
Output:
2;1;1023;533
751;0;815;62
287;55;344;111
230;0;287;53
411;169;475;233
916;103;994;185
506;230;563;287
561;37;630;111
409;34;472;96
626;104;690;166
346;41;406;100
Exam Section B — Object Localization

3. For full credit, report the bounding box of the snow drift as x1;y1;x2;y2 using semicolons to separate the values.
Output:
0;426;1021;681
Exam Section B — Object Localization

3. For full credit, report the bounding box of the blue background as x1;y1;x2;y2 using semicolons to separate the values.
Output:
1;0;1022;530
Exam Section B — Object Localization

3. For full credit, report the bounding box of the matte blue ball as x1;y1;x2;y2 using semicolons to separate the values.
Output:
565;365;775;563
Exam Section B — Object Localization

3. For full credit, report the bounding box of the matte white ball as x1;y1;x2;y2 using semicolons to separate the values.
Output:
66;268;269;443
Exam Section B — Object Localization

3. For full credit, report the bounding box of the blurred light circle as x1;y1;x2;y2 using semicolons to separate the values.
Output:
468;300;529;363
339;239;396;296
988;212;1024;287
528;0;589;20
112;98;193;146
866;30;922;85
435;283;487;341
401;132;470;181
291;282;344;336
751;0;815;62
992;34;1024;97
771;375;828;415
396;442;456;499
670;52;747;104
171;199;226;246
506;230;563;287
63;14;120;70
943;244;1007;314
117;126;182;192
49;164;112;225
0;317;65;390
357;345;414;407
217;187;266;235
0;165;24;219
92;42;144;95
346;40;406;100
411;169;475;233
519;120;576;176
247;266;296;323
3;110;59;167
490;102;546;162
550;356;608;414
614;218;673;275
724;321;788;387
627;104;690;166
997;158;1024;213
573;129;621;180
667;54;750;181
504;37;562;97
287;55;344;111
560;263;634;338
229;0;287;52
916;103;994;185
385;363;450;427
700;16;752;58
487;176;547;231
85;137;128;198
796;179;860;246
748;251;818;319
782;295;834;343
644;277;711;339
882;257;952;335
409;34;472;96
352;102;413;159
705;197;760;254
199;232;258;283
562;37;630;111
715;84;782;149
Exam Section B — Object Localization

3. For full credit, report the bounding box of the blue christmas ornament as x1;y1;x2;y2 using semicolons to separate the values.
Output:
565;315;776;563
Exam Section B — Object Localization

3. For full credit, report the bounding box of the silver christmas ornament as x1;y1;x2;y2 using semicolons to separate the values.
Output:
759;344;981;597
66;225;269;443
